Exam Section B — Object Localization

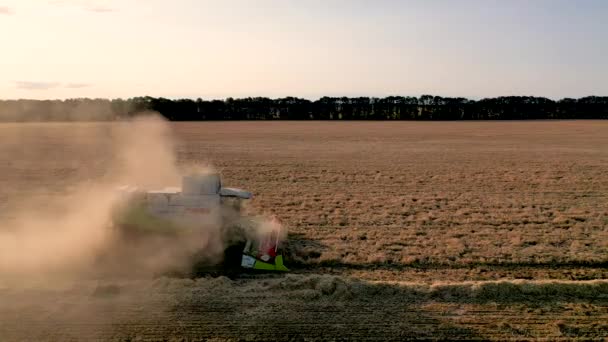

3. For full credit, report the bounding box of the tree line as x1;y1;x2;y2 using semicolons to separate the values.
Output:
1;95;607;121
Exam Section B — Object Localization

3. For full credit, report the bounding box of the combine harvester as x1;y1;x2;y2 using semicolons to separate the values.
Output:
113;172;288;273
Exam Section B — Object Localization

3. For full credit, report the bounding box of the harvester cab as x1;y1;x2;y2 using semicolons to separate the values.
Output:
114;172;288;272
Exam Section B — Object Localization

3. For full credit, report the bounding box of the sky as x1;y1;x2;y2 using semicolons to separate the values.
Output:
1;0;607;100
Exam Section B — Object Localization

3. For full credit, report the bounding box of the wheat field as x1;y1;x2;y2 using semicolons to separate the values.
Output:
0;121;607;340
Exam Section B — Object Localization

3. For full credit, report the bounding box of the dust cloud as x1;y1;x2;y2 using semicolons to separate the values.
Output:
0;113;225;283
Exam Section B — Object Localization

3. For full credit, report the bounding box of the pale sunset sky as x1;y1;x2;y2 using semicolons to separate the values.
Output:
1;0;607;99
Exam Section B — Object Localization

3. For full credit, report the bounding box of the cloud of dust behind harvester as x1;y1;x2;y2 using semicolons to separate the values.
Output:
0;113;226;280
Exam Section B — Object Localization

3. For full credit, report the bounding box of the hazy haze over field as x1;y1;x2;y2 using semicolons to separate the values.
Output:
1;0;607;99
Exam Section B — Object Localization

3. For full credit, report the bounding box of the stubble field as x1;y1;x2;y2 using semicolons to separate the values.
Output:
1;121;607;340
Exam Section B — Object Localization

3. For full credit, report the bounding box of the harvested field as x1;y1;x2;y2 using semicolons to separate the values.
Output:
1;121;607;340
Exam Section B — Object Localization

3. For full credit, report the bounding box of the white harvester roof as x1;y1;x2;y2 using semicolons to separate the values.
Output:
119;173;252;199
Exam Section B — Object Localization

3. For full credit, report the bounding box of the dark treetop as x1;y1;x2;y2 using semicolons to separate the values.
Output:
1;95;607;121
